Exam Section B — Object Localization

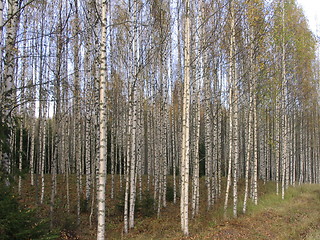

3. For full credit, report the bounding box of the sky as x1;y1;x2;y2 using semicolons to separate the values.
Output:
296;0;319;36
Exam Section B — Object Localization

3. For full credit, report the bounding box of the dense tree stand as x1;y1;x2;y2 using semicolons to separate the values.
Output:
0;0;319;239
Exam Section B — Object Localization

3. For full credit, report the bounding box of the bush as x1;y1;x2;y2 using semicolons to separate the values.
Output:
116;191;155;218
166;185;175;202
137;191;155;217
80;198;89;213
0;184;59;240
115;193;125;215
59;215;78;233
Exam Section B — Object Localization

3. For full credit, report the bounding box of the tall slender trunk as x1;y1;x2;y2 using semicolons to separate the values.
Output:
204;70;212;211
40;103;47;204
128;0;138;230
30;103;35;185
173;111;177;204
253;93;258;205
181;0;190;235
97;0;108;239
224;88;233;216
192;2;202;216
0;0;3;74
18;120;23;195
243;39;254;212
281;0;287;200
1;0;20;185
224;0;237;217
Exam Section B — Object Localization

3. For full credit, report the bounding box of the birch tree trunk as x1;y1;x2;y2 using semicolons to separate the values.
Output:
181;0;190;235
191;1;202;217
40;103;47;204
18;40;26;194
18;119;23;195
224;0;237;217
128;0;138;230
253;90;258;205
0;0;3;73
204;63;213;211
72;0;82;225
281;0;288;200
243;32;254;213
97;0;108;238
1;0;20;185
29;99;36;186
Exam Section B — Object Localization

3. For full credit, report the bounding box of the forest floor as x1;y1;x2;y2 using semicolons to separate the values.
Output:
192;184;320;240
17;175;320;240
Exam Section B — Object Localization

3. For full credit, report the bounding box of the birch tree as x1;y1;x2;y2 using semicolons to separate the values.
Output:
97;0;108;239
224;0;238;218
181;0;191;235
1;0;20;185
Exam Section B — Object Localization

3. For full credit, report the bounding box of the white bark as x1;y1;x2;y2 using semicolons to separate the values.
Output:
1;0;19;183
192;88;200;217
181;0;190;235
192;2;202;216
40;104;47;204
85;109;92;200
173;112;177;204
72;0;82;225
18;121;23;195
243;37;254;211
253;95;258;205
3;0;18;99
29;103;35;185
124;107;131;234
0;0;3;73
97;0;108;239
281;0;287;200
204;72;213;211
128;0;138;230
224;0;237;217
111;123;115;199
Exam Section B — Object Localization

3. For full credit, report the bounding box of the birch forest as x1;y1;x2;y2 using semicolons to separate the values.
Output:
1;0;320;239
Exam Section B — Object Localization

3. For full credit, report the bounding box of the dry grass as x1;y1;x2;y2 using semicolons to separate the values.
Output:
16;174;320;239
193;184;320;240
